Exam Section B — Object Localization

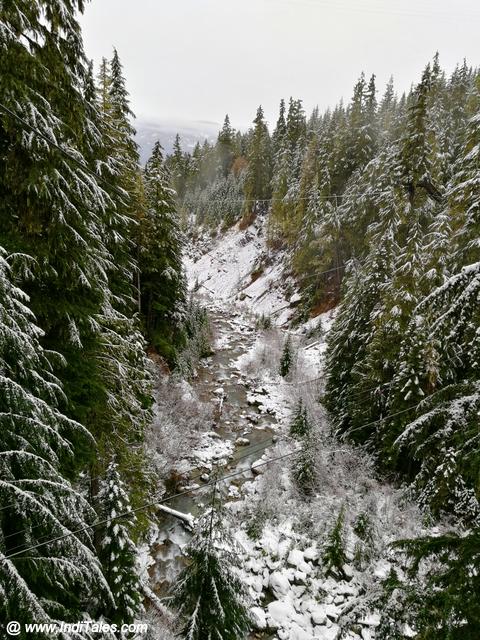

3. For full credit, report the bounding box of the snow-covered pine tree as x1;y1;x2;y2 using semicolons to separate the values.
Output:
291;426;318;497
139;141;186;360
171;499;251;640
216;115;236;179
97;460;143;627
91;50;154;519
272;98;287;158
0;249;113;630
383;528;480;639
325;145;404;439
322;506;347;579
243;105;272;217
289;399;310;438
342;73;378;176
94;50;143;308
388;77;480;520
0;0;112;431
279;335;293;377
169;134;188;201
268;136;292;244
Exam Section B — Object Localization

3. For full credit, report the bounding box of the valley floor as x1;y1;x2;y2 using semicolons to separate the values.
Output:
142;230;447;640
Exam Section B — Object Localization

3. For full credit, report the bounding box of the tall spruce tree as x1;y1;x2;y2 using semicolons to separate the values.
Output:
243;105;272;214
0;0;114;436
217;115;236;178
98;460;143;627
139;141;186;360
171;501;251;640
0;249;113;631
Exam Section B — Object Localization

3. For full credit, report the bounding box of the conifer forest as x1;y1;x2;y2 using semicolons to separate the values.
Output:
0;2;479;639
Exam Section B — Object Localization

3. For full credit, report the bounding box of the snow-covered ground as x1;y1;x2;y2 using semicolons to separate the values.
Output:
184;214;297;325
219;305;434;640
146;225;446;640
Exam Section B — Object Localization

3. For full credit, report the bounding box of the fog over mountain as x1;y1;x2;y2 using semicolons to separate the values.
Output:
135;117;220;164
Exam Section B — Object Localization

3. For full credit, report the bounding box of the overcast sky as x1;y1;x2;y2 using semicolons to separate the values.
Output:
80;0;480;130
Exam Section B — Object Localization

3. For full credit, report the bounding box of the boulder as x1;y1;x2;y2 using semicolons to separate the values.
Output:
315;624;340;639
267;599;296;628
250;606;267;630
251;458;266;475
288;549;304;566
269;571;290;598
287;549;313;573
336;582;358;597
342;563;355;581
325;604;340;622
294;570;307;585
359;612;380;627
311;605;327;625
303;546;319;562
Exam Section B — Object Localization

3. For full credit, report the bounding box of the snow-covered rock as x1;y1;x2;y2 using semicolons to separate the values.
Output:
342;563;355;581
288;549;305;567
247;574;264;593
373;560;391;579
294;570;308;585
246;558;263;574
250;606;267;630
336;581;358;597
269;571;290;598
267;599;296;629
287;548;312;573
251;458;266;475
303;546;319;562
359;612;380;627
311;605;327;625
403;623;416;637
279;623;312;640
324;603;340;621
315;624;340;640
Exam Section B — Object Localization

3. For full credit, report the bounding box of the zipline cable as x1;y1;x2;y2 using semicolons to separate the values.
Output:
3;398;427;560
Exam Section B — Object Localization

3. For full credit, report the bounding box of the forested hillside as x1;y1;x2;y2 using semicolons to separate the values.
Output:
172;54;480;637
0;1;185;634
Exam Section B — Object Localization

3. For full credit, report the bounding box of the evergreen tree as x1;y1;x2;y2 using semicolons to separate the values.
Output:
292;427;318;497
92;50;154;524
243;105;272;213
98;460;143;627
170;134;188;200
279;335;293;377
380;529;480;639
171;501;250;640
217;115;236;178
289;399;310;438
0;249;112;630
140;141;186;360
400;64;441;205
0;0;113;431
272;98;287;156
322;506;347;578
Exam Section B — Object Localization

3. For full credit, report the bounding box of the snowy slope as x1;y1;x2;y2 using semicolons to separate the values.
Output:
184;214;296;324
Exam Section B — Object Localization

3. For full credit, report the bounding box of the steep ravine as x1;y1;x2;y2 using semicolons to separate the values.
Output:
147;302;286;597
143;228;444;640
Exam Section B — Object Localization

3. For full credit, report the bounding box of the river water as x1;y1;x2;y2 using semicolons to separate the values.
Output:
149;305;278;597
